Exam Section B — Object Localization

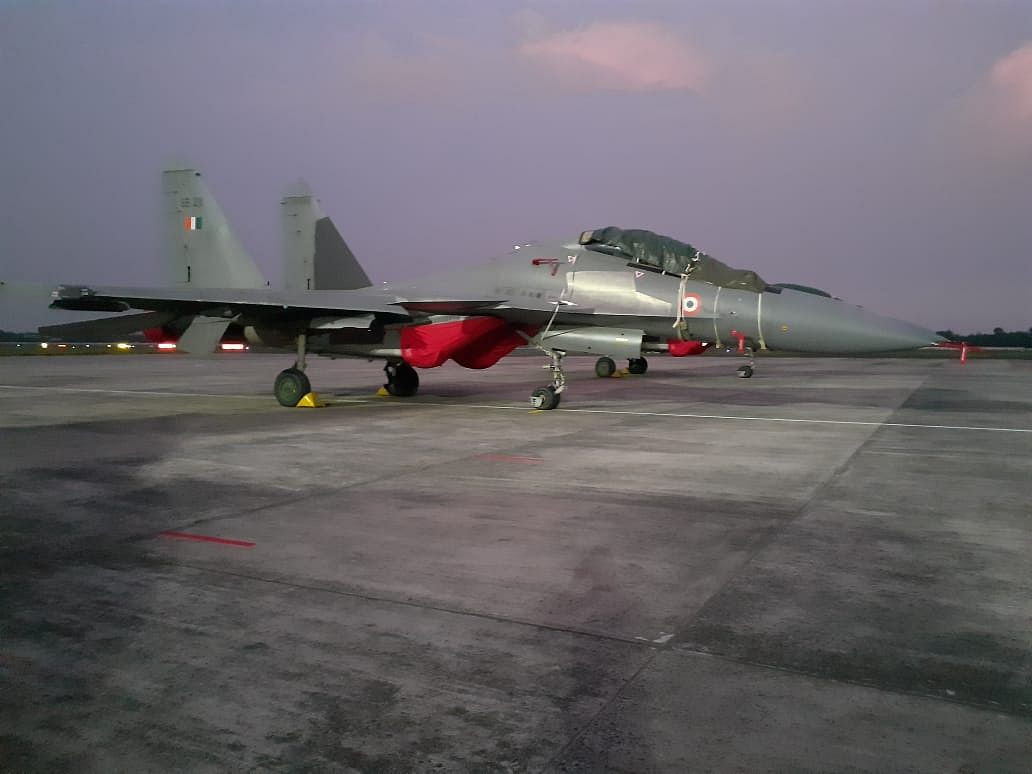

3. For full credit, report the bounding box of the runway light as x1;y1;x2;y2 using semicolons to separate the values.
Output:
157;342;177;351
116;342;132;350
40;342;48;349
220;342;246;351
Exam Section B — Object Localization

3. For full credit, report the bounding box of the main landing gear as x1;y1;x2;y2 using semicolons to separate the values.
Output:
275;332;313;406
594;356;648;377
274;367;311;407
530;350;566;410
595;357;616;378
384;362;419;397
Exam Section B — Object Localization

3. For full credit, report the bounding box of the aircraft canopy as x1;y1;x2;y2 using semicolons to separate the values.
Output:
580;227;768;293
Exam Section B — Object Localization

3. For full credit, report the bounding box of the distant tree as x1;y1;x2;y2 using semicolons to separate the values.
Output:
0;329;42;342
940;327;1032;348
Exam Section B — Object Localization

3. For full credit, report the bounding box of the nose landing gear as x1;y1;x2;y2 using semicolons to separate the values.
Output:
731;330;755;378
530;350;566;410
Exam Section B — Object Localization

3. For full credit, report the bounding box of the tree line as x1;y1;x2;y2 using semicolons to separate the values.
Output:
936;328;1032;348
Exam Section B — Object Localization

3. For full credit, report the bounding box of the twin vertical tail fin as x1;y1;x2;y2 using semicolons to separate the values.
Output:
163;168;268;289
162;167;268;353
281;182;372;291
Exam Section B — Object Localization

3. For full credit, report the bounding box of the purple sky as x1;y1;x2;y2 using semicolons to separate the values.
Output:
2;0;1031;332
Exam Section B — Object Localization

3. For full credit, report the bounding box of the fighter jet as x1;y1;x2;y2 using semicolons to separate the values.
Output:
46;184;940;409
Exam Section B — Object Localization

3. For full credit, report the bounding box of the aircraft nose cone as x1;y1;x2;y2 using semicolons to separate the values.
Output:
763;291;942;354
861;316;942;351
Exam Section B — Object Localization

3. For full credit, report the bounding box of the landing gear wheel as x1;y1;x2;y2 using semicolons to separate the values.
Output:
384;363;419;397
595;357;616;378
627;357;648;375
275;367;311;407
736;365;754;379
530;386;561;410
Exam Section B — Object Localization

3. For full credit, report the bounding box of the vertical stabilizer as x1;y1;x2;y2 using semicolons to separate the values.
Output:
282;183;372;290
163;168;267;288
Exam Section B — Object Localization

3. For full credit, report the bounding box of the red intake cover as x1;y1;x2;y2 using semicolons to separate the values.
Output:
667;339;708;357
400;317;536;369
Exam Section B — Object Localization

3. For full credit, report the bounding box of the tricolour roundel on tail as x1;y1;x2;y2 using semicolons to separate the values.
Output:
163;168;267;289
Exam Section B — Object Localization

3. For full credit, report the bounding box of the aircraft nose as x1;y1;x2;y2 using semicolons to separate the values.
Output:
763;291;943;353
859;316;942;351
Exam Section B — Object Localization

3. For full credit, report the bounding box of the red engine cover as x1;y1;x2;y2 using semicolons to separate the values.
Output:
667;339;709;357
400;317;535;369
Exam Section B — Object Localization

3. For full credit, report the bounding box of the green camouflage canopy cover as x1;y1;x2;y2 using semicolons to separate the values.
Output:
580;227;768;293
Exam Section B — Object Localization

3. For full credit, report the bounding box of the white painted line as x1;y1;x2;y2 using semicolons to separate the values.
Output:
3;384;1027;434
458;404;1032;434
634;632;675;645
0;384;269;400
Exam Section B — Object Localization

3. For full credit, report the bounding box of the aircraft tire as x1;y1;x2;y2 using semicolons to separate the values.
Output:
275;367;311;406
595;357;616;378
530;386;560;410
385;363;419;397
627;357;648;375
736;365;754;379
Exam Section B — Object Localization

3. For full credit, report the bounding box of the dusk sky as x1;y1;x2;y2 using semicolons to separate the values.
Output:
2;0;1030;332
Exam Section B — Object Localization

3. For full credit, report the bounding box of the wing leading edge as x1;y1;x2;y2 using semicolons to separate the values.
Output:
49;285;413;322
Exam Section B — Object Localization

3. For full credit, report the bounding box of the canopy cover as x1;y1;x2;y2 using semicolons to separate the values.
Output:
580;227;768;293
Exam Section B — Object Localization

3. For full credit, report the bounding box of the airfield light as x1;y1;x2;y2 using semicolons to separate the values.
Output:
220;342;246;351
116;342;131;350
40;342;48;349
157;342;177;351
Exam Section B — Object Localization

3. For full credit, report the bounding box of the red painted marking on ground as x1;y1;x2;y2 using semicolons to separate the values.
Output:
158;531;256;548
476;454;545;464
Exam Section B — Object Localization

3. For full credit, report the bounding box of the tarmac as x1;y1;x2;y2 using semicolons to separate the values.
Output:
1;352;1030;772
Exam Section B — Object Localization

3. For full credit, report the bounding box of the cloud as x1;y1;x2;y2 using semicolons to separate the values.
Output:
519;21;709;94
989;42;1032;122
933;41;1032;169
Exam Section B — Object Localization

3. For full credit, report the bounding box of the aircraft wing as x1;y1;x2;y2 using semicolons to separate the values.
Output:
49;285;413;322
391;298;510;315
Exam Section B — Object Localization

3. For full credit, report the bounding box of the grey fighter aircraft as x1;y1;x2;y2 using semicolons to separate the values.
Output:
47;201;941;409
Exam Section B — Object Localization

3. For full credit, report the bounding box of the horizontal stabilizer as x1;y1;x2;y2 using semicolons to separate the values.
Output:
176;315;232;355
39;311;179;340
